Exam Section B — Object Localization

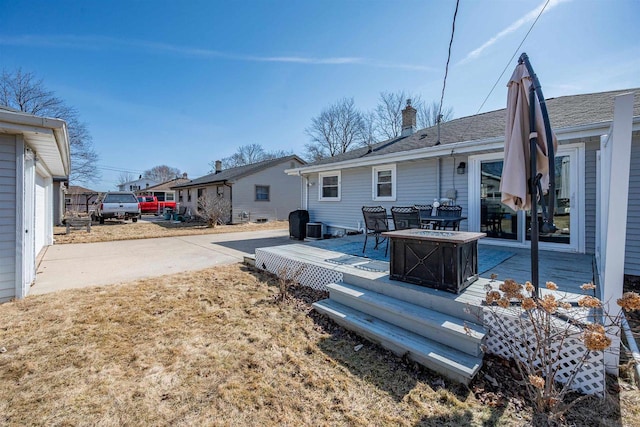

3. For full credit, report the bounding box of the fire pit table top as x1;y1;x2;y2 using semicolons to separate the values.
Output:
383;229;486;244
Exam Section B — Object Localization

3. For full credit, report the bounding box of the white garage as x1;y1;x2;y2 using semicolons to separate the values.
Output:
0;107;70;302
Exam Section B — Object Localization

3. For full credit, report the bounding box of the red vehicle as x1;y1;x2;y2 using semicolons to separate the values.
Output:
137;195;177;215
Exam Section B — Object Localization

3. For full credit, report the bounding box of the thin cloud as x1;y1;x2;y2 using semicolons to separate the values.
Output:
0;34;432;71
458;0;570;65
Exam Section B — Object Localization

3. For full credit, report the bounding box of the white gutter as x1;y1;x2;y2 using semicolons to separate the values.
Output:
285;118;640;176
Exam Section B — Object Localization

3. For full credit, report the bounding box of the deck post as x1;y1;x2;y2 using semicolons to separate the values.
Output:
600;93;634;374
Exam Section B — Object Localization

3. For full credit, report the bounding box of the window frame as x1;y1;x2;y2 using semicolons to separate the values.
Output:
372;164;396;202
318;171;341;202
255;185;270;202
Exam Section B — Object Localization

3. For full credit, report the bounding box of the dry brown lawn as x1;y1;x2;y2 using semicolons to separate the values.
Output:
1;264;639;426
54;218;288;244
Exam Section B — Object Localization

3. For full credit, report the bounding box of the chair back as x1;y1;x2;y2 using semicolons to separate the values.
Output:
362;206;389;233
390;206;421;230
414;204;433;221
437;205;462;218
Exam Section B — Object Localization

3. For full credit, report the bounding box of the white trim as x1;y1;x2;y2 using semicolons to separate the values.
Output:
372;164;396;202
468;143;585;253
286;118;640;176
318;170;341;202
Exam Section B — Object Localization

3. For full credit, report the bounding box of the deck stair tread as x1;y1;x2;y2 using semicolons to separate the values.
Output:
312;299;483;384
327;282;486;356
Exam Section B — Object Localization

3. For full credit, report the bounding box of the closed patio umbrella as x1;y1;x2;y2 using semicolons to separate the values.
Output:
499;53;557;297
500;59;557;211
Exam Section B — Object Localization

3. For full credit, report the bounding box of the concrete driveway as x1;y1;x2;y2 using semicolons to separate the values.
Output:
32;229;291;295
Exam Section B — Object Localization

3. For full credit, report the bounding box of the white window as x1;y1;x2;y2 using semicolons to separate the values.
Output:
372;164;396;201
318;171;341;201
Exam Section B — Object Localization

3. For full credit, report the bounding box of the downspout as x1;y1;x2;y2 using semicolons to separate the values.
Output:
436;158;441;201
224;181;233;224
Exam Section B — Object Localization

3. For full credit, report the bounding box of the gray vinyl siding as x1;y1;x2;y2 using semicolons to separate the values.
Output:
0;135;16;301
307;158;470;231
232;159;304;222
624;132;640;276
583;136;600;256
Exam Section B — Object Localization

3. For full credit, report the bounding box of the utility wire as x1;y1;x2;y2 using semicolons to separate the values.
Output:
460;0;551;140
437;0;460;122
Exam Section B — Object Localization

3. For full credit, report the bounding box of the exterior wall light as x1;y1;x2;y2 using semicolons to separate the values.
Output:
457;162;466;175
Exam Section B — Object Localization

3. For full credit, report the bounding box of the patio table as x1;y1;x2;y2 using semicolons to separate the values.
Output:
419;215;467;230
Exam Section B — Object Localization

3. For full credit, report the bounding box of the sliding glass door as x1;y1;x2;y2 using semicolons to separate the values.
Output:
469;145;583;252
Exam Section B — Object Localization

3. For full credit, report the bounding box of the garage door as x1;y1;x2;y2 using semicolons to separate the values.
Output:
35;173;46;255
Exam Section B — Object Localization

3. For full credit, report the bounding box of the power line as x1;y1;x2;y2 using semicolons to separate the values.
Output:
437;0;460;123
460;0;551;140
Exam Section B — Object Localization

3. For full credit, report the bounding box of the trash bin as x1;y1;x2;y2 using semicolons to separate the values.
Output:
288;210;309;240
163;208;173;220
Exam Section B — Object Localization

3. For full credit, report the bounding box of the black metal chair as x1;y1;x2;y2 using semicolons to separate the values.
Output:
362;206;390;256
414;204;433;229
391;206;421;230
436;205;463;230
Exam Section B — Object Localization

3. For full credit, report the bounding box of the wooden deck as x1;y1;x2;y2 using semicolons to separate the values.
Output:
302;234;595;295
256;240;593;308
477;245;595;294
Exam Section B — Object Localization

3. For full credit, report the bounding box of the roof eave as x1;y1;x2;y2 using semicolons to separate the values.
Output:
286;118;640;175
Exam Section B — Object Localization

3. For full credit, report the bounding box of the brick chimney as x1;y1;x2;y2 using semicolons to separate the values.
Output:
215;160;222;174
401;99;417;137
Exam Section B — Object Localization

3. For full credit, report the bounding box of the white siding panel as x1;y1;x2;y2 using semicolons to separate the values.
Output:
0;135;16;301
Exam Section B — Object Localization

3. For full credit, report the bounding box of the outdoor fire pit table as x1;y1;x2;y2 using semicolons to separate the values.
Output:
383;229;486;294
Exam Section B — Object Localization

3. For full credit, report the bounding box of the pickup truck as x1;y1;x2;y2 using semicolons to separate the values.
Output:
93;192;141;224
137;195;177;215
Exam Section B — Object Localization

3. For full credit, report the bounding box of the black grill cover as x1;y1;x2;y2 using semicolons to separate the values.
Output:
288;210;309;240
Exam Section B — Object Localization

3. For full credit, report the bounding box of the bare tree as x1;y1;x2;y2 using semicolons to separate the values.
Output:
212;144;292;170
197;192;231;227
143;165;181;183
374;91;422;140
417;100;454;128
373;91;455;139
305;97;365;161
0;68;100;184
117;172;135;186
360;110;379;149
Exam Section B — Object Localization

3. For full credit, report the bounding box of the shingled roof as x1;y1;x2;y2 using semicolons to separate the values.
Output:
173;155;305;189
308;88;640;167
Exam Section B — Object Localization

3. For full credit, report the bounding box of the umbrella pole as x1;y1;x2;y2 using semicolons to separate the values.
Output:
529;85;540;298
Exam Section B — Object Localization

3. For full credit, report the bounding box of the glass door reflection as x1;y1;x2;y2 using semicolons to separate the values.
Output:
480;160;518;241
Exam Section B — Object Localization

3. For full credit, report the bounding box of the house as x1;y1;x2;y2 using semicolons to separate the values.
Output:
117;175;159;192
136;173;190;203
65;185;100;216
0;106;70;301
286;89;640;275
172;155;306;223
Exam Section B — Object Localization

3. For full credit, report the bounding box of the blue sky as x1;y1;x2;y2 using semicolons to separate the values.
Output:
1;0;639;191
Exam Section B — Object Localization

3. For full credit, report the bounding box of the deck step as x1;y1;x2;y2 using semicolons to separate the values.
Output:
327;282;486;356
312;299;483;385
341;272;483;323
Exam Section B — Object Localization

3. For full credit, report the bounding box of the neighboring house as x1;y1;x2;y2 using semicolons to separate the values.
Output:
172;156;306;223
65;185;100;215
286;89;640;275
118;176;159;192
136;173;190;202
0;106;71;301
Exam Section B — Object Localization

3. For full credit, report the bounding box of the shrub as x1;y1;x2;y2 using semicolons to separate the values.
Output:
483;279;640;423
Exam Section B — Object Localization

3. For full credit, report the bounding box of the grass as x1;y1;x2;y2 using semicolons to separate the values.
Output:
1;264;639;426
54;218;288;244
